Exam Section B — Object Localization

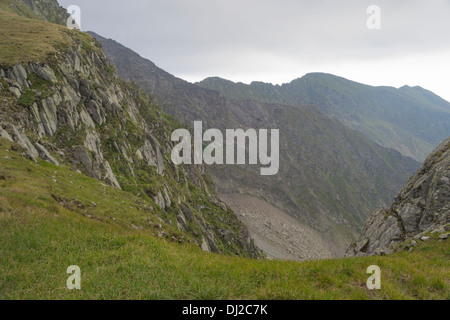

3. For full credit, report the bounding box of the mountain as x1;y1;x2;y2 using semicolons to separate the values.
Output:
0;8;261;257
90;32;419;259
1;0;449;301
347;137;450;256
197;74;450;162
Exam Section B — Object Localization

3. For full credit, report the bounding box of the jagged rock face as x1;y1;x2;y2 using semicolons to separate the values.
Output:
347;137;450;256
0;27;261;258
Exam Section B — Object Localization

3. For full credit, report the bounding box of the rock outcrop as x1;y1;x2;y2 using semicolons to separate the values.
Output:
347;137;450;256
0;14;261;258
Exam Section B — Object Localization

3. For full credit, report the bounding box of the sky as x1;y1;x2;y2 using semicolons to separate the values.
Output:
58;0;450;102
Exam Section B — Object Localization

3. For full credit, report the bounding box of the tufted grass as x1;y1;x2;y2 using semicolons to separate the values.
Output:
0;138;448;300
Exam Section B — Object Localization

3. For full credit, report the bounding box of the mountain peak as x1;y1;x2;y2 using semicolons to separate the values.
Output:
197;71;450;162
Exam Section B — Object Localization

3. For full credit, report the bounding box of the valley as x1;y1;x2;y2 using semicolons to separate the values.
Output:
91;32;420;258
0;0;448;301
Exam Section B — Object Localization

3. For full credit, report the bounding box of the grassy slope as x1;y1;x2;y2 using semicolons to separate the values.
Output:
0;0;40;19
0;8;256;257
0;139;448;300
0;0;67;25
0;9;97;67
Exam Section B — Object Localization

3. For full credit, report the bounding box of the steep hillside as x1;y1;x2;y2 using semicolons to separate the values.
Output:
198;74;450;162
0;9;260;257
87;31;226;126
347;137;450;256
0;0;68;24
91;32;419;258
0;141;448;299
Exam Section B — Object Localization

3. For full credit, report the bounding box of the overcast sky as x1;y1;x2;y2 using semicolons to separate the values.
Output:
58;0;450;101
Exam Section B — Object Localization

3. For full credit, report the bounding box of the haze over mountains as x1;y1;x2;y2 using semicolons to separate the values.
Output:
90;32;422;258
197;75;450;162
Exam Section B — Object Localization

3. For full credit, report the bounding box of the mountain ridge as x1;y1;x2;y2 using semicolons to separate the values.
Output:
198;73;450;161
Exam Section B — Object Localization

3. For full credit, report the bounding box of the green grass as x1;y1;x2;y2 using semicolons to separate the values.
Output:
0;139;448;300
17;88;35;106
0;0;41;20
0;9;69;66
0;9;100;66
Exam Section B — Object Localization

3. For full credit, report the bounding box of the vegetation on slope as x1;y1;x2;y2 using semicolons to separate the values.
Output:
0;10;69;65
0;0;68;25
0;139;448;300
0;8;259;257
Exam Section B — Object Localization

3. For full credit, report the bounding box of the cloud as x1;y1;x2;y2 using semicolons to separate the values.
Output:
58;0;450;100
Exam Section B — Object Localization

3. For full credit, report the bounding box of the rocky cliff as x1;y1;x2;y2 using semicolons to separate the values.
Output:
347;137;450;256
0;9;260;258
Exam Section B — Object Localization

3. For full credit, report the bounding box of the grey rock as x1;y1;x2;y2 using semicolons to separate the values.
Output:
221;230;234;242
102;160;121;189
153;191;166;210
180;203;194;221
35;65;58;83
84;131;102;159
201;237;210;252
206;236;221;253
40;97;58;136
176;212;188;231
29;103;46;137
73;146;101;180
86;100;105;125
9;86;21;99
0;126;13;142
139;136;164;175
12;65;28;88
439;233;449;240
79;108;96;129
35;143;59;166
60;84;80;107
347;137;450;257
432;227;446;234
162;187;172;208
4;123;38;160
